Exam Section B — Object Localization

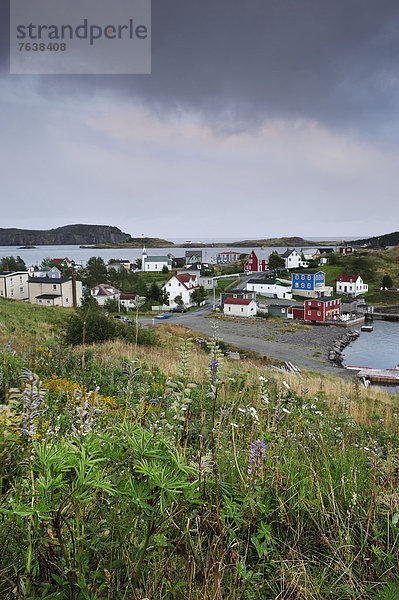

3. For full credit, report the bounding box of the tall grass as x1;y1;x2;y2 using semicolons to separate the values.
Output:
0;314;398;599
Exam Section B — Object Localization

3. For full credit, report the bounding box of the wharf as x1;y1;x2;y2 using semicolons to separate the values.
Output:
346;365;399;384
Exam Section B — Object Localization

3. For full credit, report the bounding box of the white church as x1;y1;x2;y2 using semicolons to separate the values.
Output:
141;247;173;272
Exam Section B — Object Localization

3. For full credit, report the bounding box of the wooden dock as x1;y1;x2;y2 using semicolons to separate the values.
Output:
346;365;399;384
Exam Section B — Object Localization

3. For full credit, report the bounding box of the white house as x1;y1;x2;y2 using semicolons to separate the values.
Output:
163;273;199;307
246;278;292;299
336;273;368;297
141;248;172;272
0;269;29;301
90;283;120;306
120;293;140;311
223;298;257;317
29;266;62;279
281;249;304;269
178;267;216;290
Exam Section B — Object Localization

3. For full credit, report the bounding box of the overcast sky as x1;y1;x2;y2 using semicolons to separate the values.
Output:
1;0;399;240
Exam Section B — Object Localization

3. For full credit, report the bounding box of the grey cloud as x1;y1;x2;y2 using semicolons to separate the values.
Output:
1;1;399;136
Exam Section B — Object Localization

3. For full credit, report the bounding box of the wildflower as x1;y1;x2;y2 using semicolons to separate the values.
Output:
247;439;267;477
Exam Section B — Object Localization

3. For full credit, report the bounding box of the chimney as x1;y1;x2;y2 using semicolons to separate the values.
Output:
72;273;77;307
3;265;9;272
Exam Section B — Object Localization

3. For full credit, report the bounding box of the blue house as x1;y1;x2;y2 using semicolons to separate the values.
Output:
292;270;326;295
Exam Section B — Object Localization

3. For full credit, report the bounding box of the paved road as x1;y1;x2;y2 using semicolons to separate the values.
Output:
141;304;353;377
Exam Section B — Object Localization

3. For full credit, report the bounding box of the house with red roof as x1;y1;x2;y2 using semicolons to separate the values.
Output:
120;293;140;311
223;297;257;317
336;273;368;297
163;273;200;307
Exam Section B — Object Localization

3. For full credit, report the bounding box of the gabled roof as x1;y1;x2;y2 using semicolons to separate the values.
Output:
249;249;269;261
218;250;240;256
281;248;299;258
52;258;72;264
120;294;138;300
224;298;254;306
337;273;361;282
174;273;200;290
318;248;334;254
91;283;120;296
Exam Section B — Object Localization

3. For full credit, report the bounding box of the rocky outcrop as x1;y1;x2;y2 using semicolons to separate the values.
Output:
0;224;130;246
328;330;360;365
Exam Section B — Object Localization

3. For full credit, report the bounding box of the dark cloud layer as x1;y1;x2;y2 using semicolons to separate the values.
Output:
2;1;399;135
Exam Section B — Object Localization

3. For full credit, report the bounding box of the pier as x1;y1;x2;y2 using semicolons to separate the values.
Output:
346;365;399;384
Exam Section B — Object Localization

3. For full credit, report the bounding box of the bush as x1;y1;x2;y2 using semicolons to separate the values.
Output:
64;297;158;346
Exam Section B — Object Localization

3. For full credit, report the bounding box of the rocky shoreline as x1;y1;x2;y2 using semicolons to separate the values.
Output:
328;329;360;366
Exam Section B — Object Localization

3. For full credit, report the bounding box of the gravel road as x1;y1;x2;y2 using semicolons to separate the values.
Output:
141;305;357;377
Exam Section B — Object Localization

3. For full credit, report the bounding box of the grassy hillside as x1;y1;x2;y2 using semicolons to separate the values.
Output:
0;303;398;599
321;247;399;303
0;298;69;349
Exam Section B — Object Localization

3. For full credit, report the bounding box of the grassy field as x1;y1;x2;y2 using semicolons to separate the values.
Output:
0;297;69;349
0;303;398;599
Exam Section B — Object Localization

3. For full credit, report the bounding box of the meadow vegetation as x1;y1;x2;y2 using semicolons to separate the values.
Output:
0;301;398;599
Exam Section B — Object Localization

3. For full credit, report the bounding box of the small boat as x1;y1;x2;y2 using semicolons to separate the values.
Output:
361;325;373;332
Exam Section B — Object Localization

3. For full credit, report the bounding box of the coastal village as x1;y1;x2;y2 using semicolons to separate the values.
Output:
0;243;394;329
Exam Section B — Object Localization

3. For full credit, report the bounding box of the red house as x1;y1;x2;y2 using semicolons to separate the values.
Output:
339;246;354;255
304;297;341;322
291;306;305;320
244;250;269;273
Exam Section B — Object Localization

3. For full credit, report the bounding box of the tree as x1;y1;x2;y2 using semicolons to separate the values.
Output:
162;265;169;274
148;282;161;302
268;252;285;270
64;296;115;345
86;257;108;287
381;274;393;289
174;294;184;306
191;286;207;306
160;288;169;306
0;255;26;271
104;297;120;313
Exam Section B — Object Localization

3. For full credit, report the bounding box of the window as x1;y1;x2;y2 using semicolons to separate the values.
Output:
10;278;13;286
47;300;51;304
241;308;243;312
19;276;23;283
53;284;57;290
308;311;311;315
317;311;320;316
20;287;24;293
301;284;304;288
307;284;310;288
65;298;69;303
10;289;14;296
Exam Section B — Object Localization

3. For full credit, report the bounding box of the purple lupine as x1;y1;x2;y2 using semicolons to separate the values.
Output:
247;439;267;477
209;358;219;382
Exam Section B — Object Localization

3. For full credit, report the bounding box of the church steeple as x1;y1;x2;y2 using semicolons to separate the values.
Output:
141;235;147;271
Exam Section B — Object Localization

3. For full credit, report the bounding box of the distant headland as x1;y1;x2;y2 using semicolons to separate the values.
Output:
2;224;398;249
